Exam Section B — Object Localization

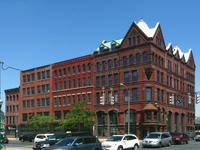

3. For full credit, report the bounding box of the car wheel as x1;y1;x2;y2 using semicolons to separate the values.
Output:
30;139;32;142
180;140;183;145
134;144;138;150
186;140;188;144
117;146;123;150
168;141;171;146
158;142;161;148
21;139;24;142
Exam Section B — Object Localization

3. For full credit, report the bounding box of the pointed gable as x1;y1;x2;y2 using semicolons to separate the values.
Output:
153;24;166;49
142;103;158;111
181;54;186;64
186;49;196;69
174;50;180;60
166;43;173;56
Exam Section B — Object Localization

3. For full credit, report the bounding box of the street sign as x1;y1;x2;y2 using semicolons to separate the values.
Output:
1;117;6;120
176;98;183;105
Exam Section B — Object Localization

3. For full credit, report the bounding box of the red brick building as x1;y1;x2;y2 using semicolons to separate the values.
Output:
93;19;195;139
5;87;19;138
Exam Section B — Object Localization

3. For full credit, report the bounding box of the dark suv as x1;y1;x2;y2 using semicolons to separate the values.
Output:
19;134;35;142
33;132;92;150
44;136;102;150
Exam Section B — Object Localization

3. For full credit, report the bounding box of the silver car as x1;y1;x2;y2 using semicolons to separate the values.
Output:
142;132;172;148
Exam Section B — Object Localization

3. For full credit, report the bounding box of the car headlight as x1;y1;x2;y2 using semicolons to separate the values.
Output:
42;144;50;147
153;141;158;143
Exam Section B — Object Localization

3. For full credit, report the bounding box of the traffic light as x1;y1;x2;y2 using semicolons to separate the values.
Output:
196;93;200;104
188;93;191;104
169;95;174;104
110;96;114;105
100;94;105;105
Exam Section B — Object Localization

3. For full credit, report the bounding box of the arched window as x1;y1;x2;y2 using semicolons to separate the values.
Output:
78;65;81;73
88;63;91;71
114;58;118;67
59;69;62;76
158;56;160;65
123;56;127;66
97;62;100;71
155;54;157;63
83;64;85;72
68;67;71;75
108;60;112;69
63;68;66;76
6;96;9;101
54;70;57;78
102;61;106;70
143;52;147;62
73;66;76;74
96;111;105;136
152;52;154;62
136;53;140;63
129;55;133;64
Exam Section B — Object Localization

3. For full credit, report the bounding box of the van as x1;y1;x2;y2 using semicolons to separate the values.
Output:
34;134;53;143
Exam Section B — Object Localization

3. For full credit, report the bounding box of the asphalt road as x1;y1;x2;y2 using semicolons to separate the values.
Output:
5;139;200;150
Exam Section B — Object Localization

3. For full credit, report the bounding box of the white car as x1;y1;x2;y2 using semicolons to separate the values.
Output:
34;134;53;143
102;134;140;150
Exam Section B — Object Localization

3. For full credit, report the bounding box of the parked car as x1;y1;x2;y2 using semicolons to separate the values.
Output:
188;132;195;140
171;132;189;144
33;132;92;150
1;137;9;144
142;132;172;148
19;134;35;142
194;132;200;141
34;134;53;143
44;136;102;150
101;134;140;150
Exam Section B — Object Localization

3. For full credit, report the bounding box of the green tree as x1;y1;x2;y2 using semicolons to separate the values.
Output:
26;114;55;134
57;101;96;132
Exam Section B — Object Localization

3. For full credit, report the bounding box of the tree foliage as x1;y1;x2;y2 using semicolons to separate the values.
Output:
26;114;55;133
57;101;96;132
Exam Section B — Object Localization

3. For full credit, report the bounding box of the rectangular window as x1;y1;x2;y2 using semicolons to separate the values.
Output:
146;87;152;100
46;98;49;106
88;77;91;86
63;96;66;105
73;79;75;88
114;74;118;84
27;87;30;95
59;82;61;90
23;101;26;108
132;88;137;101
77;95;80;101
68;96;71;105
46;84;50;93
55;83;57;91
96;93;100;104
31;87;34;95
114;91;118;102
22;113;27;122
161;90;164;102
31;73;35;82
133;37;136;45
132;70;137;81
42;98;45;106
72;95;75;103
54;97;57;106
137;36;140;44
124;89;128;102
124;72;129;83
46;70;50;78
23;75;26;83
31;100;34;108
68;80;71;89
63;81;66;89
102;76;105;86
161;73;163;83
37;86;41;94
82;94;85;101
42;71;45;79
27;100;30;108
157;71;159;82
23;88;26;96
157;89;160;101
27;74;30;82
83;78;86;87
42;85;45;93
88;93;91;103
78;78;81;87
128;38;131;46
44;112;49;116
37;72;41;80
96;77;100;87
54;111;61;120
37;99;40;107
58;97;61;106
108;75;112;85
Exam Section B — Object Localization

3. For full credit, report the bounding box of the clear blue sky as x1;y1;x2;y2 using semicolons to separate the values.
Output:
0;0;200;115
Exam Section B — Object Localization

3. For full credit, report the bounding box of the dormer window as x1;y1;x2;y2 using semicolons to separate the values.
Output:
137;36;140;44
100;47;104;54
133;37;136;45
129;38;131;46
111;44;116;51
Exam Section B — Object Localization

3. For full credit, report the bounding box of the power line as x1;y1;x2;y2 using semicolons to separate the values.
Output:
0;62;22;71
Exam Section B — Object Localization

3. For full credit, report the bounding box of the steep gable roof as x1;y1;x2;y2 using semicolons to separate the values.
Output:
142;103;158;111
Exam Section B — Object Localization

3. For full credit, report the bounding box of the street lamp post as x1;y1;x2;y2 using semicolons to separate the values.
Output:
120;83;130;134
0;99;3;150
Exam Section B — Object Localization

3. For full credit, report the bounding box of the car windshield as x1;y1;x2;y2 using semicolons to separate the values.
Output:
55;138;75;146
46;135;64;141
47;135;52;138
146;134;160;139
171;133;182;137
106;136;123;141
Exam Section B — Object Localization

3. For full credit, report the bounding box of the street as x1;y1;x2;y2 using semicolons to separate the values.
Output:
4;139;200;150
